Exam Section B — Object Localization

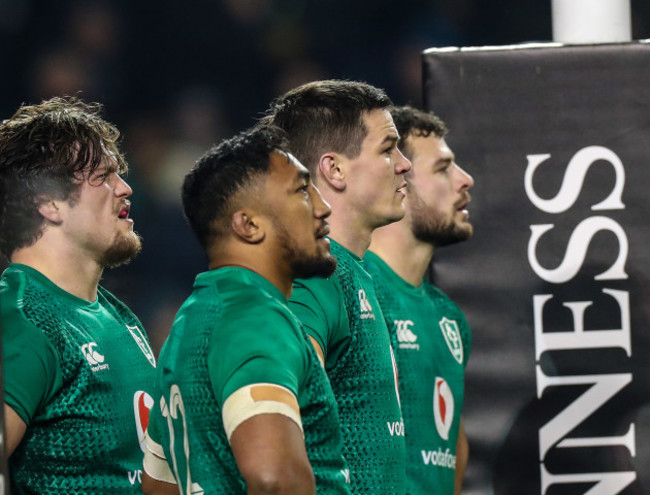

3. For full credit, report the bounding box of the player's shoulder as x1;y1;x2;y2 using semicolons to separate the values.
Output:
1;266;46;334
423;281;471;338
1;264;32;300
97;284;135;314
423;280;457;305
210;269;297;328
293;274;340;296
1;269;61;359
291;275;345;314
424;281;470;320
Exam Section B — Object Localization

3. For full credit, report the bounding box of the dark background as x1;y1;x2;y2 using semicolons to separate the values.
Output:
3;2;650;493
2;0;650;351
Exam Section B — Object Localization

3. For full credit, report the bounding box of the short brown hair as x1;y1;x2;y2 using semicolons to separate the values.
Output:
261;80;393;175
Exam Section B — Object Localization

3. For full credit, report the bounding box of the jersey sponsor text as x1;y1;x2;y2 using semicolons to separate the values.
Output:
128;469;142;485
421;448;456;469
387;419;405;437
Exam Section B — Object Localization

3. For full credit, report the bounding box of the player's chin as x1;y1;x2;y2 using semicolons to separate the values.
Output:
459;223;474;239
388;204;407;223
101;233;142;268
318;253;338;277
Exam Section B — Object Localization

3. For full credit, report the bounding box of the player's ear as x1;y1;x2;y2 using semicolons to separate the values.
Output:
37;198;64;225
318;152;346;192
231;210;265;244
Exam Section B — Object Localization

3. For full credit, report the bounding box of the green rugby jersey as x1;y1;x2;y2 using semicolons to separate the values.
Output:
1;263;157;494
365;251;472;495
289;240;406;494
147;267;350;494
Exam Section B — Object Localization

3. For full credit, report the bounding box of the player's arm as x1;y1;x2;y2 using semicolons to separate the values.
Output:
289;278;349;372
142;428;178;495
225;383;315;495
141;468;177;495
307;336;325;366
4;403;27;456
455;417;469;495
3;315;63;457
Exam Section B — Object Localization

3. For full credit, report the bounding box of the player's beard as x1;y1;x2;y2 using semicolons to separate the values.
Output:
273;219;337;279
100;230;143;268
410;193;473;248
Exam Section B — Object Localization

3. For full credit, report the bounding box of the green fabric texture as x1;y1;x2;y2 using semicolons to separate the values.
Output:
148;267;350;494
365;251;471;495
290;240;406;494
1;264;157;494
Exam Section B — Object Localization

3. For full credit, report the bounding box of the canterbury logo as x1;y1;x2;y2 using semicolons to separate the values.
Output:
358;289;375;320
81;342;109;371
81;342;104;365
395;319;420;350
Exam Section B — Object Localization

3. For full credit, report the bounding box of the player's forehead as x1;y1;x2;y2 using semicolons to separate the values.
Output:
269;150;310;184
411;134;454;162
361;109;399;145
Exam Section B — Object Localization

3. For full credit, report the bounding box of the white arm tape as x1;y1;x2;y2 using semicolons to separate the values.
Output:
143;431;177;484
222;383;302;441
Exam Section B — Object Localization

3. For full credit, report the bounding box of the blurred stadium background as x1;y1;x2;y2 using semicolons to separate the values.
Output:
2;0;650;352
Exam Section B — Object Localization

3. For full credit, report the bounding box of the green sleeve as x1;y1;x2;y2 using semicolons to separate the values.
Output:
288;277;351;372
460;316;472;368
1;304;62;424
146;393;163;446
207;301;309;405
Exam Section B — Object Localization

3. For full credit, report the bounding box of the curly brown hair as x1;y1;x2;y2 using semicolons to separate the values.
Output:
0;96;127;259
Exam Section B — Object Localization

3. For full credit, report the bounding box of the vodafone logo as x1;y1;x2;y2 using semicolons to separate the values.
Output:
134;391;154;453
433;377;454;441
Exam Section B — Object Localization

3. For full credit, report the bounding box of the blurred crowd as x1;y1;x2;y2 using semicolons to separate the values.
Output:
1;0;649;352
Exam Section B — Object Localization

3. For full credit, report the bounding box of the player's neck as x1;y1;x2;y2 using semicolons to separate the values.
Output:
11;241;102;302
209;245;293;299
369;221;434;287
325;207;373;258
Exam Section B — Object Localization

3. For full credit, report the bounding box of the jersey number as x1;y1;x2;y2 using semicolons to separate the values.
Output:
161;385;205;495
